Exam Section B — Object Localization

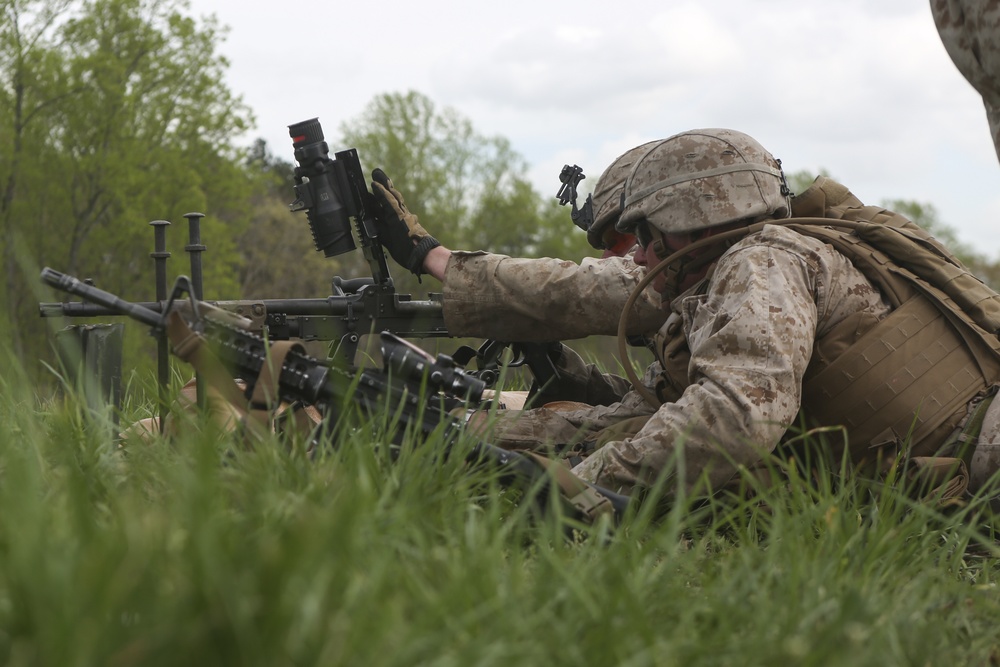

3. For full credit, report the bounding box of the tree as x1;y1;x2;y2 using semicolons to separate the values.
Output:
337;91;582;294
0;0;77;352
237;139;345;298
51;0;254;290
1;0;256;373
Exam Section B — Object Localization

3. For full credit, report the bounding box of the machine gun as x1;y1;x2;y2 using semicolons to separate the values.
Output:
39;117;559;391
40;267;627;525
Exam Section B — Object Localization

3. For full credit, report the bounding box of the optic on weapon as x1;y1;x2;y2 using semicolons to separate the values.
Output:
288;118;393;288
288;118;359;257
555;164;594;233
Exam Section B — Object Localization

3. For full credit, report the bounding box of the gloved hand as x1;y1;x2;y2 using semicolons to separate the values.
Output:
371;168;440;277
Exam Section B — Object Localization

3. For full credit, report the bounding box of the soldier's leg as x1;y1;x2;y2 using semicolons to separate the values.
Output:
970;394;1000;511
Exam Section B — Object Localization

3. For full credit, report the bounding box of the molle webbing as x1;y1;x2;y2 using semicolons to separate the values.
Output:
801;295;992;459
643;177;1000;458
784;184;1000;456
784;221;1000;370
789;176;1000;336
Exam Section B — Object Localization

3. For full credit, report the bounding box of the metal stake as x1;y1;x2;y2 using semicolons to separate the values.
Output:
150;219;171;431
184;212;207;410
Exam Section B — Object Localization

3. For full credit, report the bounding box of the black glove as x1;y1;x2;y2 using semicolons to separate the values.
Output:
371;168;440;277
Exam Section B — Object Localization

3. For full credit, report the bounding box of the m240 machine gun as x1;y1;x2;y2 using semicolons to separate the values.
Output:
40;267;627;525
39;118;561;413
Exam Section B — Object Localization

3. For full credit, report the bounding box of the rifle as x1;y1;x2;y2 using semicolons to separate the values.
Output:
40;267;628;524
39;118;559;391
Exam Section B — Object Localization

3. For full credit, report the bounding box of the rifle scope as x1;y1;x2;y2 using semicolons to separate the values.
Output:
288;118;357;257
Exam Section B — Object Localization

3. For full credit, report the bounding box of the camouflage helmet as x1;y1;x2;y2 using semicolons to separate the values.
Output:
586;139;661;249
617;129;790;236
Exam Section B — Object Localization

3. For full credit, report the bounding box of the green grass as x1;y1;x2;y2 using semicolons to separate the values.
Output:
1;342;999;667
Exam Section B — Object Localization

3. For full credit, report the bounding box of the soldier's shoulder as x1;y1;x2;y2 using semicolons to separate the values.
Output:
734;223;830;254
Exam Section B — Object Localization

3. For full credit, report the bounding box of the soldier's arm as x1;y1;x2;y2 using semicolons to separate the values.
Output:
438;250;665;342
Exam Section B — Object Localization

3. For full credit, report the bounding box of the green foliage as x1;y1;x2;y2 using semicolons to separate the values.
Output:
235;140;344;298
785;168;830;197
337;91;591;295
534;197;599;261
1;0;256;381
338;90;514;248
2;338;1000;665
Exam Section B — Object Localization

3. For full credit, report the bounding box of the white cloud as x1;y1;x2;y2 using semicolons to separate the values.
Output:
190;0;1000;255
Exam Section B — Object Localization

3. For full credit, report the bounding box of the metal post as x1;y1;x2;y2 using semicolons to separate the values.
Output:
183;212;206;299
150;219;171;431
184;212;207;410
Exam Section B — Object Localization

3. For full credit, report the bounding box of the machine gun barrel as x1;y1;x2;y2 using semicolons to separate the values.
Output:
40;294;444;320
40;268;163;328
41;266;629;522
40;286;447;352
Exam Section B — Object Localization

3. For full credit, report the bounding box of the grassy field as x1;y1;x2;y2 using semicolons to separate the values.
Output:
1;342;999;667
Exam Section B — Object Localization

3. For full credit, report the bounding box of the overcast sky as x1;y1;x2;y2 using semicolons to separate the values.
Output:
186;0;1000;256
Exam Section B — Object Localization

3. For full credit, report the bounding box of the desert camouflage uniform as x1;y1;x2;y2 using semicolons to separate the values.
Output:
932;0;1000;161
442;223;893;495
440;178;1000;502
442;251;669;446
441;253;665;341
570;225;894;496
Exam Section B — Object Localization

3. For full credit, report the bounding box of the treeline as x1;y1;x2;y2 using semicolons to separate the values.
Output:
2;0;255;376
3;0;997;386
1;0;592;383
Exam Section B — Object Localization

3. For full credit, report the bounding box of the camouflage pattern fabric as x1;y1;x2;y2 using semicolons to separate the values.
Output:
484;363;664;452
932;0;1000;162
586;140;660;249
441;252;666;340
571;224;892;496
972;395;1000;510
441;221;894;498
618;129;790;236
441;176;1000;502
